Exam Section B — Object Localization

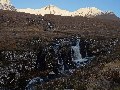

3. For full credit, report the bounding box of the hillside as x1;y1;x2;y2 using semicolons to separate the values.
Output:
0;10;120;49
0;10;120;90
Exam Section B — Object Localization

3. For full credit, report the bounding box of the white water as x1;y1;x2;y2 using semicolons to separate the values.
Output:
26;77;43;90
71;39;87;67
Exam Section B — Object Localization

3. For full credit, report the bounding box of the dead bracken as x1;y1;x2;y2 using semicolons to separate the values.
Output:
0;9;120;90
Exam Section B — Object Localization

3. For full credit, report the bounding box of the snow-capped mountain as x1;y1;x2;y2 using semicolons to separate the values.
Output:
0;0;16;11
73;7;103;17
18;5;104;17
18;5;72;16
0;0;118;19
17;5;118;19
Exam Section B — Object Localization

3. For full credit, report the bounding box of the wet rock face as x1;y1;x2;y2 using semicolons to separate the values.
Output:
25;77;43;90
35;37;118;73
36;49;47;71
39;37;118;70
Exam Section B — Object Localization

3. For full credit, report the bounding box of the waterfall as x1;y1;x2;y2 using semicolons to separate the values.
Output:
71;39;87;67
58;56;65;73
72;39;82;60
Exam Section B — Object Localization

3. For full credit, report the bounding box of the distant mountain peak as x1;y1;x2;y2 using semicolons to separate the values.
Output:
0;0;16;11
46;4;57;7
0;0;10;5
41;4;61;11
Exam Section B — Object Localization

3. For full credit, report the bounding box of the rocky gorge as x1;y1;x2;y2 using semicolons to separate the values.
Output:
0;35;119;90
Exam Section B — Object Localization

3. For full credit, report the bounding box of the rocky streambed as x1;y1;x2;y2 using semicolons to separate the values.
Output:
0;36;119;90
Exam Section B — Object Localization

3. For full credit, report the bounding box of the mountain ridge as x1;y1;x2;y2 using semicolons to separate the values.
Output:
0;0;119;19
17;5;119;19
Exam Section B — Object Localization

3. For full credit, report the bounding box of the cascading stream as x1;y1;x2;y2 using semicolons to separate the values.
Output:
71;39;87;67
